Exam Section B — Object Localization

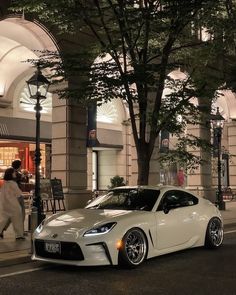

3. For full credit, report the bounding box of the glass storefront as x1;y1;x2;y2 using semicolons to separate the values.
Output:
0;141;51;187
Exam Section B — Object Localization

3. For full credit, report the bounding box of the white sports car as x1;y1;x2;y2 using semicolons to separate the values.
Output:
32;186;224;268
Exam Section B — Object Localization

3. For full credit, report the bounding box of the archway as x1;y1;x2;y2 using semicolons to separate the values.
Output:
0;16;58;180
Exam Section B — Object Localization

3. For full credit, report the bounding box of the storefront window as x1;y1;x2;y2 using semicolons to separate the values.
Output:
0;141;50;187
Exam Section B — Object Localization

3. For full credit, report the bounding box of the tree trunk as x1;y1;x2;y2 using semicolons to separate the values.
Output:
137;147;151;185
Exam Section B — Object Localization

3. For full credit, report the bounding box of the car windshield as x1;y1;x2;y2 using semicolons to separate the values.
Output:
86;188;160;211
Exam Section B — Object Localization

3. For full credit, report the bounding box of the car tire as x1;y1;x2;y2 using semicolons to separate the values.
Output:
118;227;147;268
204;217;223;249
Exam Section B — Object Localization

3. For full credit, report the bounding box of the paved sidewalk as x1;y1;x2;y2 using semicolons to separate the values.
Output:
222;200;236;226
0;217;32;267
0;201;236;267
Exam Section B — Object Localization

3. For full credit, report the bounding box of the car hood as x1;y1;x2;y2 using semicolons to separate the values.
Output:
39;208;146;238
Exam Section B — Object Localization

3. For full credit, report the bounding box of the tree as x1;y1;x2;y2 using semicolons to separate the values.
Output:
11;0;234;185
108;175;126;189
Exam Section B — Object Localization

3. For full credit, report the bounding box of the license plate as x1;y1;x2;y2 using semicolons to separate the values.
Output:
44;241;61;254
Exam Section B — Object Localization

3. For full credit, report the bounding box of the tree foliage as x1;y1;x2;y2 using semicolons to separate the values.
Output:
10;0;236;184
108;175;126;189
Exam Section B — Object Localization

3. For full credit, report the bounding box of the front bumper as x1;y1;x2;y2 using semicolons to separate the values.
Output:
33;238;116;266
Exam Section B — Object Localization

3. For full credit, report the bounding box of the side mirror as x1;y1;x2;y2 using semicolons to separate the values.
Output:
87;199;92;205
163;202;170;214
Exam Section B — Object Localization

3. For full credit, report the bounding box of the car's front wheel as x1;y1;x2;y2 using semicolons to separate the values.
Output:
118;228;147;268
204;217;223;249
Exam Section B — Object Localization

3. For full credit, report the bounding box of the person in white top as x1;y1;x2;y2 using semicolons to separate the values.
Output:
0;167;25;240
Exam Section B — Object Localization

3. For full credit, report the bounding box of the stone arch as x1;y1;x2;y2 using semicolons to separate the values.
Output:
92;52;130;128
0;16;58;120
97;98;128;128
212;90;236;121
165;68;236;198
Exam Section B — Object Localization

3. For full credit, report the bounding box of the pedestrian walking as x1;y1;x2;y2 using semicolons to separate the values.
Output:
1;159;27;235
0;167;25;240
11;159;26;224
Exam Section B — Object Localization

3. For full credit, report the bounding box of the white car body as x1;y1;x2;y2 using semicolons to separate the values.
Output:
32;186;223;267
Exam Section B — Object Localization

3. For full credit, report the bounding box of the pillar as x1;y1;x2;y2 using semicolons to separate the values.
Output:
186;123;216;201
228;121;236;190
51;95;91;209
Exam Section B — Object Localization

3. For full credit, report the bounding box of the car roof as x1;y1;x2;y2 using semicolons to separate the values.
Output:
112;185;177;191
111;185;199;197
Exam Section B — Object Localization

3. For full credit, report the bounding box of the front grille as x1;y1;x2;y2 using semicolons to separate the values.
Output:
34;239;84;261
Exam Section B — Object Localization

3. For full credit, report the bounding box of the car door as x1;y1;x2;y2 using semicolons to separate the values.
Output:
155;190;199;250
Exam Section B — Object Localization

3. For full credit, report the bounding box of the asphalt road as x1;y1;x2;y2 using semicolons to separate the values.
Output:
0;227;236;295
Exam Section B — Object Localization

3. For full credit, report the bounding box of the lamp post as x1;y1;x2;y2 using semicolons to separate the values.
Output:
26;63;50;225
211;107;225;210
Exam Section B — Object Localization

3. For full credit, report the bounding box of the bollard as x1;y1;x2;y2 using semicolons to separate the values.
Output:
29;206;38;254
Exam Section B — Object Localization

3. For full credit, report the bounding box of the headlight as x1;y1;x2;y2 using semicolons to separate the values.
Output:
83;222;117;237
35;220;45;234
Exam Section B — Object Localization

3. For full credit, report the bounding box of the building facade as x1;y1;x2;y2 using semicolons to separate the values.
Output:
1;2;236;208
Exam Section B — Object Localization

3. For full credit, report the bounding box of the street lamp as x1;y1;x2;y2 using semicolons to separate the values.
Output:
26;63;50;225
211;107;225;210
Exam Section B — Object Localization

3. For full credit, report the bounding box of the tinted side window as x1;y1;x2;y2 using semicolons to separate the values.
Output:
157;191;181;211
157;190;198;211
181;192;198;206
137;189;160;210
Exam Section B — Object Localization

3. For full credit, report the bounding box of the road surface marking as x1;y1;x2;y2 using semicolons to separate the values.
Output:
224;229;236;235
0;267;45;278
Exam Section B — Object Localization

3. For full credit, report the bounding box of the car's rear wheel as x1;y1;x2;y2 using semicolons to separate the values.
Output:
118;228;147;268
205;217;223;249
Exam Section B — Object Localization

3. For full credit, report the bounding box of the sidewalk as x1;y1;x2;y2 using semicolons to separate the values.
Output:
0;201;236;267
0;217;32;267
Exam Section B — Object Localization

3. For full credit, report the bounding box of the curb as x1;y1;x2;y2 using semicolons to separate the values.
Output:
0;250;32;268
224;222;236;229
